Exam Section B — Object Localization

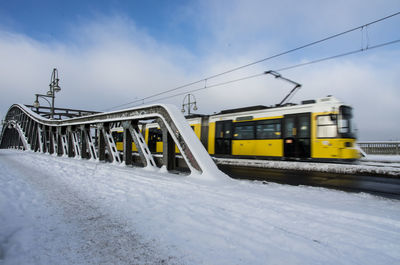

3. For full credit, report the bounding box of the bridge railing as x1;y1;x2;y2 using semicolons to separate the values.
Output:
358;141;400;155
24;104;101;119
1;103;226;180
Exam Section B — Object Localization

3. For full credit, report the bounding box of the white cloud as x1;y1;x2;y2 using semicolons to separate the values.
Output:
0;16;195;114
192;0;399;44
295;58;400;140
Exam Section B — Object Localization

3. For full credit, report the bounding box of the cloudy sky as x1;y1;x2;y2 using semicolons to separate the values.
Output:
0;0;399;140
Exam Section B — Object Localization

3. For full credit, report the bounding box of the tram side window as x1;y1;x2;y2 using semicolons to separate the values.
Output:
233;123;255;140
317;115;337;138
256;120;281;139
112;132;118;142
117;132;123;142
149;128;163;142
112;131;123;143
338;105;355;138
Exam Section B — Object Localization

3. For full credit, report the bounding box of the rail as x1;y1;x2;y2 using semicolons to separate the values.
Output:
358;141;400;155
24;104;101;119
1;104;226;179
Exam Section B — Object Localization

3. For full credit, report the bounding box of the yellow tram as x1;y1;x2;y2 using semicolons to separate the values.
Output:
112;96;360;162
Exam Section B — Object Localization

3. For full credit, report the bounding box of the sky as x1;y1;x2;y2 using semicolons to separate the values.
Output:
0;0;399;140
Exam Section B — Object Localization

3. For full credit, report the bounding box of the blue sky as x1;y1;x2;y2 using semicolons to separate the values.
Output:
1;0;400;140
0;0;202;53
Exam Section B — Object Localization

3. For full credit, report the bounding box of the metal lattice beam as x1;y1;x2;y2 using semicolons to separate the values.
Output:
1;103;225;178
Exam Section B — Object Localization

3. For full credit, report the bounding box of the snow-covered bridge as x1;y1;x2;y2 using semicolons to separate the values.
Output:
0;103;226;180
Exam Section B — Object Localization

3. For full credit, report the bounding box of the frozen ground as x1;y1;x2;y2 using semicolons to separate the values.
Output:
1;149;400;265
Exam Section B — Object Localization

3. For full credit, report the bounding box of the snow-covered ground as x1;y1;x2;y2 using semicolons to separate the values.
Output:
362;154;400;163
1;149;400;265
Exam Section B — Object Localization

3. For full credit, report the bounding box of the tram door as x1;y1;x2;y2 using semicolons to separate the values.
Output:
283;113;311;159
148;128;162;152
215;120;233;155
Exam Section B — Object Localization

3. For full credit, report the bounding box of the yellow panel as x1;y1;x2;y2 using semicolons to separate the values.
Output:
312;138;359;159
208;122;216;154
142;123;201;154
311;113;317;156
156;142;163;153
232;140;255;155
115;136;138;152
310;112;359;159
340;144;361;159
116;142;123;152
145;129;149;143
191;123;201;138
232;139;283;157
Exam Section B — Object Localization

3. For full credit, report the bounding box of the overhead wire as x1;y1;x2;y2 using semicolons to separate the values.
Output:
275;39;400;72
141;38;400;105
143;73;266;105
105;11;400;111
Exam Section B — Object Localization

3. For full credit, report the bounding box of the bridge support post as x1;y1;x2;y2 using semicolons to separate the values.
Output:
159;119;176;171
24;115;29;132
122;121;157;168
57;127;63;156
21;115;27;132
57;127;68;156
42;125;48;153
83;125;97;160
80;125;89;159
37;124;43;153
28;119;35;147
67;126;74;157
98;123;106;162
122;123;133;165
31;122;38;151
101;123;120;163
48;127;54;154
50;128;57;154
68;126;81;158
26;119;32;145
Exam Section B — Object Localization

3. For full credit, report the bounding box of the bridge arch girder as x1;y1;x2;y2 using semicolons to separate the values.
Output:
1;103;226;180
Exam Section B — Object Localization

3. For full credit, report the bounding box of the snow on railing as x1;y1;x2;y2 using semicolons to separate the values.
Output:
358;141;400;155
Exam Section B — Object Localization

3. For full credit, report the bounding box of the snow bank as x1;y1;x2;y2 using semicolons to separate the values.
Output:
1;149;400;265
214;157;400;177
362;154;400;163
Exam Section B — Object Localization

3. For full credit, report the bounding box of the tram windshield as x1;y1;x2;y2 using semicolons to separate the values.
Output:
338;105;356;138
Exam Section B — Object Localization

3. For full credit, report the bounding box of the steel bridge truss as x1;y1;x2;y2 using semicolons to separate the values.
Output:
1;104;222;177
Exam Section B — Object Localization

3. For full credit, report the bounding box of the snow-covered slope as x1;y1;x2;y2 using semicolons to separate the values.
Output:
1;149;399;264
